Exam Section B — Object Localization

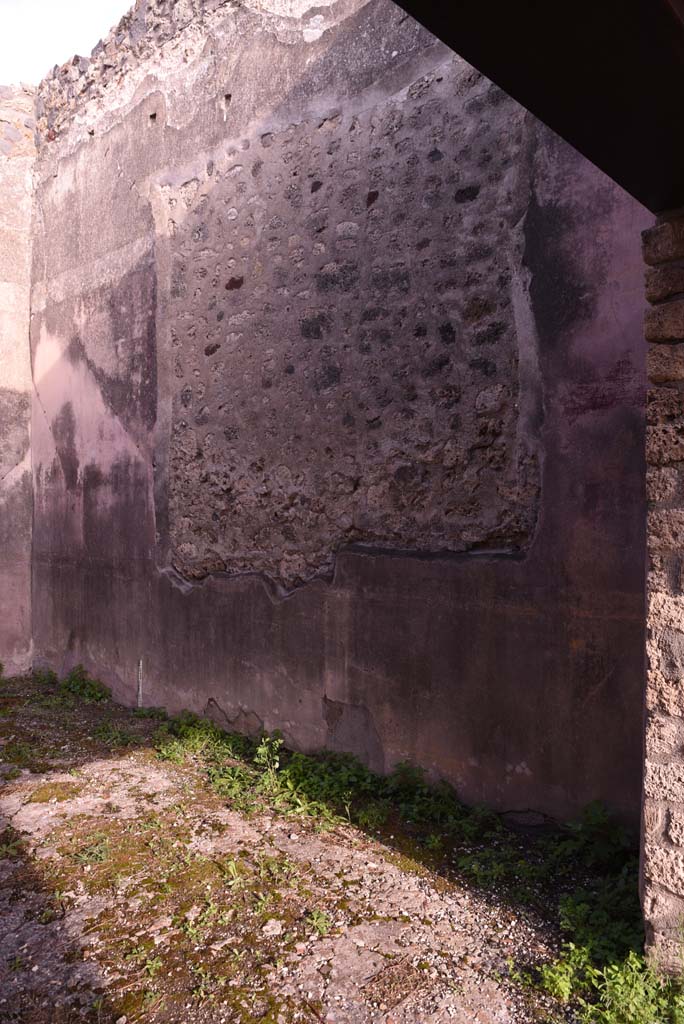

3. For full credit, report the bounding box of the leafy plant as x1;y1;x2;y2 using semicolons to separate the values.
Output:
73;834;110;865
94;722;133;747
306;909;331;936
33;667;59;688
133;706;168;720
1;740;37;767
0;827;23;859
583;951;684;1024
59;665;111;704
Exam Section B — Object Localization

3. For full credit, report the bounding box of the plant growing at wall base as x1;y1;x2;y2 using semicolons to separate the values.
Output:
151;710;684;1021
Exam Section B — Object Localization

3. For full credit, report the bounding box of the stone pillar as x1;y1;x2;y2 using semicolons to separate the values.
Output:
643;210;684;968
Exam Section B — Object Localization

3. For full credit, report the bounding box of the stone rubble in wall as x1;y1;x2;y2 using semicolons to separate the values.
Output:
34;0;233;146
642;210;684;970
33;0;348;147
164;58;541;586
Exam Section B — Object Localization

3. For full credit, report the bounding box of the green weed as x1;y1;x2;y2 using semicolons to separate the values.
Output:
306;909;331;936
133;706;168;720
73;834;110;865
59;665;111;704
125;945;163;979
153;711;684;1021
585;951;684;1023
2;740;33;766
0;827;23;859
93;722;133;747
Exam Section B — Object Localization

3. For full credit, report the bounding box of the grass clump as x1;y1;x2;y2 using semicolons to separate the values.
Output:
59;665;110;704
93;721;133;747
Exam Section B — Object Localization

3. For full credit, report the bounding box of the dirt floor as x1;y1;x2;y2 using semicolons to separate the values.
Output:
0;671;587;1023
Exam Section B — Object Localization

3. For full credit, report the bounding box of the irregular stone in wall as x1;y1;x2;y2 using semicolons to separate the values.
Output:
648;343;684;383
647;668;684;718
644;880;675;928
644;842;684;899
647;425;684;467
647;466;682;504
643;218;684;267
166;59;541;587
644;761;684;804
646;382;684;465
0;86;35;158
646;264;684;305
646;300;684;341
646;714;684;762
667;810;684;847
649;509;684;550
0;390;29;475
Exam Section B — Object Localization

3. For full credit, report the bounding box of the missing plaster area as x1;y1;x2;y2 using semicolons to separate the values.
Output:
167;59;541;588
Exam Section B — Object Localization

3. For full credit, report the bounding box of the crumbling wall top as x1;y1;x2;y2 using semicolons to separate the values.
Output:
34;0;233;145
33;0;347;147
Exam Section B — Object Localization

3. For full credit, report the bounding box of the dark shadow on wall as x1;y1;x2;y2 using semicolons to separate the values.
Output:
0;385;32;676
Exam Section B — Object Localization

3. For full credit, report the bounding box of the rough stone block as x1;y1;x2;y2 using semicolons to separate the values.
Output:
668;809;684;846
644;840;684;897
644;218;684;266
648;556;681;603
644;760;684;804
647;385;684;425
646;300;684;341
647;264;684;304
647;509;684;552
643;880;684;934
647;932;684;974
647;664;684;717
648;589;684;632
646;713;684;761
649;508;684;549
646;424;684;466
647;466;681;504
648;342;684;383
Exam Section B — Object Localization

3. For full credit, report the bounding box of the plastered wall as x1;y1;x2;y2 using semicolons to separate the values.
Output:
17;0;653;822
0;86;34;675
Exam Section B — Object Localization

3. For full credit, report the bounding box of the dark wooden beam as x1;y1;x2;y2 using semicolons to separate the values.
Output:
393;0;684;213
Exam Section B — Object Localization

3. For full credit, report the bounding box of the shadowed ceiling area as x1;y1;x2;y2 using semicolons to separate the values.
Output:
391;0;684;213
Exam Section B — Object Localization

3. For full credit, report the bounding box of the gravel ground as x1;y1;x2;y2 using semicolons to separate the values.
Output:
0;674;569;1024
